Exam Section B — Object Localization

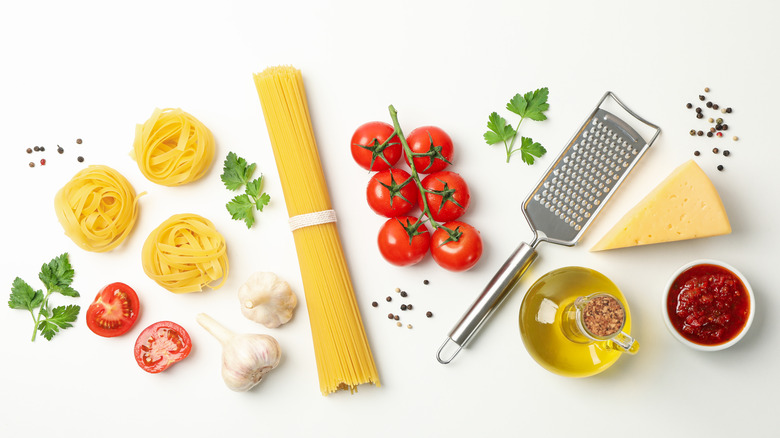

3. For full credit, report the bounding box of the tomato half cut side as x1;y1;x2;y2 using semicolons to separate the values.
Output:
134;321;192;374
86;282;140;337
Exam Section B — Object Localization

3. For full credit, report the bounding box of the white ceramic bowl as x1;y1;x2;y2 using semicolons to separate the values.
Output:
662;259;755;351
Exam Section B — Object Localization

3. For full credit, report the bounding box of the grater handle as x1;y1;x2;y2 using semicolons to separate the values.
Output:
436;241;539;364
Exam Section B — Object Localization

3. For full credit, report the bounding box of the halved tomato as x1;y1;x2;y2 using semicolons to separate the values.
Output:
134;321;192;374
86;282;140;337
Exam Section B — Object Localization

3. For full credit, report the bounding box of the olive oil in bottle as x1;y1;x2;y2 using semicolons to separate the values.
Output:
519;266;638;378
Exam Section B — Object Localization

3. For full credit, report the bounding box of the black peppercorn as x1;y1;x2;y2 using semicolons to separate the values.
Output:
57;146;64;154
76;138;83;144
686;103;692;109
26;148;32;154
716;124;722;130
400;291;408;297
400;304;407;311
407;304;413;310
697;130;704;136
706;101;713;108
423;279;429;285
707;132;713;137
387;313;394;319
34;146;40;151
726;107;732;113
39;147;45;152
28;162;35;168
386;296;392;302
699;95;705;101
694;151;701;156
77;156;84;163
696;107;702;113
717;165;724;171
394;315;399;320
372;301;378;307
722;124;728;130
712;104;719;110
713;148;719;154
723;150;730;157
426;311;433;318
696;113;704;119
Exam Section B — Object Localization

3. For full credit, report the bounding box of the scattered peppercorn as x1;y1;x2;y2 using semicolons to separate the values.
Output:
710;127;716;133
407;304;413;310
28;162;35;168
712;104;719;110
694;151;701;156
696;113;703;119
386;296;392;302
715;124;722;130
686;103;692;109
76;138;83;144
704;87;710;92
697;130;704;136
39;147;45;152
733;136;739;141
716;118;723;124
40;159;46;165
717;165;724;171
426;311;433;318
57;146;64;154
34;146;40;152
387;313;394;319
726;107;732;113
708;117;714;123
394;287;400;293
423;280;429;285
707;132;713;137
394;315;399;321
372;301;378;307
689;129;696;136
26;148;32;154
695;107;702;113
400;304;407;311
397;322;402;327
712;148;719;154
400;291;408;298
77;156;84;162
706;101;713;108
407;324;412;329
723;150;731;157
716;132;723;137
721;108;727;114
722;124;728;130
699;95;705;101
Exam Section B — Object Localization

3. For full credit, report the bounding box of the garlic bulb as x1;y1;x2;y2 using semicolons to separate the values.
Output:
238;272;297;328
196;313;281;392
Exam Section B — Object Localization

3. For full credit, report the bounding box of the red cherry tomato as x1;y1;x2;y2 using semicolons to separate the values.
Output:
366;168;419;217
419;171;470;222
404;126;454;173
430;221;483;271
351;121;402;171
377;216;430;266
134;321;192;374
86;282;140;337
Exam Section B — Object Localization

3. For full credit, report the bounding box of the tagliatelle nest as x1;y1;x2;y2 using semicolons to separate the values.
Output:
54;165;143;252
142;213;229;293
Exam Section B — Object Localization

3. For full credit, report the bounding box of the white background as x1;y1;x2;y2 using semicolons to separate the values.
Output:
1;1;778;436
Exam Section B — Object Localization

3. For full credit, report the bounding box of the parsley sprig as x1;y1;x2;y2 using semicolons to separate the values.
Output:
8;253;80;341
484;87;550;164
221;152;271;229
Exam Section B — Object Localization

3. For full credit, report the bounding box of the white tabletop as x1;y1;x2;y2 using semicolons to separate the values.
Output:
2;1;778;436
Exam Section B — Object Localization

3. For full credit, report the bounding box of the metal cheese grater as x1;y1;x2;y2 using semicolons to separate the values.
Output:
436;91;661;364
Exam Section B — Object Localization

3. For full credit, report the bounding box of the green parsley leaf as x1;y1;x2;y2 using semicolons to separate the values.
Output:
255;193;271;212
38;305;80;341
221;152;256;191
484;112;516;145
506;93;528;117
8;277;43;312
518;137;547;165
38;253;76;296
246;175;264;199
227;194;256;229
521;88;549;121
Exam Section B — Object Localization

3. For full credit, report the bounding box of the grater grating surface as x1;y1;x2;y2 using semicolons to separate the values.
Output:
524;106;650;245
437;91;660;364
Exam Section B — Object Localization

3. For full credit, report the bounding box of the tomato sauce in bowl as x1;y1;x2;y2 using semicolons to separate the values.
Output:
664;261;754;350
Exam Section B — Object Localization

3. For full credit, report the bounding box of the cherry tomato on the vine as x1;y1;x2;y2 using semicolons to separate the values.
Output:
419;171;470;222
134;321;192;374
430;221;483;271
377;216;430;266
86;282;140;337
351;121;402;171
366;168;419;217
404;126;454;174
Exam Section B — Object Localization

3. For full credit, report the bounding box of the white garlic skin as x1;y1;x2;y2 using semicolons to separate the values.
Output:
221;333;282;392
238;272;297;328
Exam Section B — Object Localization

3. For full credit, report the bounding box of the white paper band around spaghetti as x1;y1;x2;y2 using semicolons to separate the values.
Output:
288;210;337;231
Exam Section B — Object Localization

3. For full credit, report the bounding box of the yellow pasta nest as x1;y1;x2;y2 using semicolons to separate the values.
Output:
132;108;215;186
54;165;142;252
142;213;229;293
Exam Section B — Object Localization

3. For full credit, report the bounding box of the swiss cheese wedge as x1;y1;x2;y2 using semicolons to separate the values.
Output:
590;160;731;251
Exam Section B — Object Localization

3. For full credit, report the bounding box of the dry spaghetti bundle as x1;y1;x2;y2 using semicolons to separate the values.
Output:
142;213;228;294
54;165;142;252
253;66;379;395
132;108;215;186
